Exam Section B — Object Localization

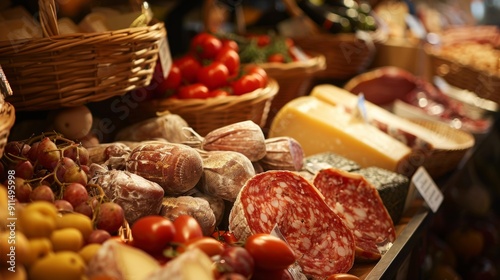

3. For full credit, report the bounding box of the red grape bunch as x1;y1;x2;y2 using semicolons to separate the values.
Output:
0;132;125;237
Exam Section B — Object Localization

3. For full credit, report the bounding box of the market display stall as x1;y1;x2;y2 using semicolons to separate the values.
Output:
0;0;499;279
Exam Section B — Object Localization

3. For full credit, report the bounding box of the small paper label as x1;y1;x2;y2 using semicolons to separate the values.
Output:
411;166;443;212
158;36;172;79
355;93;369;123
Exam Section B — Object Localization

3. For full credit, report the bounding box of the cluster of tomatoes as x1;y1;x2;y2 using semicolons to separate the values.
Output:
146;32;269;100
129;214;297;279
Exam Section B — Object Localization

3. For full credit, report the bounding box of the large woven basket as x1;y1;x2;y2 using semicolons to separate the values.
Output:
132;78;279;136
0;0;166;111
410;119;475;179
260;53;326;130
425;26;500;104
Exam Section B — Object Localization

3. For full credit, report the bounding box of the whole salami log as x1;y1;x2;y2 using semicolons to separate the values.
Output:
313;168;397;262
201;120;267;162
88;142;131;165
197;150;256;202
114;113;190;143
126;142;203;196
191;190;226;228
160;196;217;236
229;171;355;279
258;137;305;171
89;170;164;224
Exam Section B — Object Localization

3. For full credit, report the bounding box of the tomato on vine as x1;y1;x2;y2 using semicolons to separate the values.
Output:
212;230;239;246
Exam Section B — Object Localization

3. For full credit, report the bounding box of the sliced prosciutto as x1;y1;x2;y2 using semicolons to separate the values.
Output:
314;168;396;261
229;170;355;279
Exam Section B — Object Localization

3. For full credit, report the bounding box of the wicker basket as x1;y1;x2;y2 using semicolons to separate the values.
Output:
280;0;384;80
425;26;500;104
260;53;326;130
132;78;279;136
427;52;500;105
292;32;378;80
410;119;475;179
0;0;166;111
0;102;16;158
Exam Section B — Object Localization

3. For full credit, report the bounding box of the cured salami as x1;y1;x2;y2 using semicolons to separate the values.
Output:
229;170;355;279
313;168;396;261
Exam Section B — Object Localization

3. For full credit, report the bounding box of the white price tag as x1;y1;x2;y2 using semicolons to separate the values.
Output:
411;166;443;213
157;36;172;79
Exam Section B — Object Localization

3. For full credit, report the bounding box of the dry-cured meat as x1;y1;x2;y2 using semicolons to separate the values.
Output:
229;170;355;279
314;168;396;261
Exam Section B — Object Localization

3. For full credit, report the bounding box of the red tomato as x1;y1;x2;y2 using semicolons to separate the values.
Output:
215;47;240;76
244;233;296;271
177;237;225;257
221;39;239;52
148;64;181;98
231;73;262;96
256;35;270;47
196;61;229;90
212;230;238;245
267;53;285;63
131;215;176;254
208;89;230;98
244;65;268;88
174;55;202;83
162;64;182;90
177;83;210;99
172;215;204;243
190;32;223;60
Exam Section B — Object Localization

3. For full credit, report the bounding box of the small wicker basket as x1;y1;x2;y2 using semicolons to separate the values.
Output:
410;119;475;179
427;52;500;105
425;25;500;104
132;78;279;136
282;0;385;80
260;53;326;130
0;0;167;111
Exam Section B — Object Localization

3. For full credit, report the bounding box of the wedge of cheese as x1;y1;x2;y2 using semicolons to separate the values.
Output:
310;84;458;150
268;96;412;173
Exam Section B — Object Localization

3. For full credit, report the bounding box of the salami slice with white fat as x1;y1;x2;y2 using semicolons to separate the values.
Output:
229;170;355;279
313;168;396;261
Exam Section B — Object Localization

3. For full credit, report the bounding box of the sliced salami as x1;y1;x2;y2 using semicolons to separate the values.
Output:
313;168;396;261
229;170;355;279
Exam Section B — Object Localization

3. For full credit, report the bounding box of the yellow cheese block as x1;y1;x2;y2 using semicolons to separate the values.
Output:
310;84;458;150
269;96;412;173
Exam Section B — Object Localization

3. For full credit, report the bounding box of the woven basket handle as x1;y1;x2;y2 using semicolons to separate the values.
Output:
39;0;59;37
